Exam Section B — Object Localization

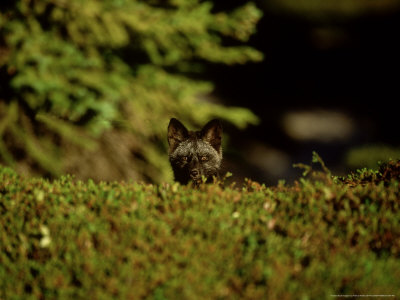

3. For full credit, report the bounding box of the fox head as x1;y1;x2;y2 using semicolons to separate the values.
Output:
168;118;222;185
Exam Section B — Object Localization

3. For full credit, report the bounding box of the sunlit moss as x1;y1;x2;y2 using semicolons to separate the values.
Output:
1;159;399;298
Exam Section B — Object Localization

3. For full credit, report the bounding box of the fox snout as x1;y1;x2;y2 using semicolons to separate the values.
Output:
190;169;199;178
188;160;202;181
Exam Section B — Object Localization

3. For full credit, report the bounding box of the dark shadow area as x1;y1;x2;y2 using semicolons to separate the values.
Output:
208;1;400;184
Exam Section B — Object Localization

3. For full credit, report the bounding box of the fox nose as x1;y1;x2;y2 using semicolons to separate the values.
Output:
190;169;199;177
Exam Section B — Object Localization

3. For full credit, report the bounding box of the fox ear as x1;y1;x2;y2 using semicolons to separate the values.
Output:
201;119;222;152
168;118;189;153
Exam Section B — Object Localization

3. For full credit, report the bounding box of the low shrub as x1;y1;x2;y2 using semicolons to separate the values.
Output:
0;161;399;299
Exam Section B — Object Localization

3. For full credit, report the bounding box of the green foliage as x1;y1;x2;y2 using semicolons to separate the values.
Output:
1;162;399;299
341;160;400;187
0;0;262;182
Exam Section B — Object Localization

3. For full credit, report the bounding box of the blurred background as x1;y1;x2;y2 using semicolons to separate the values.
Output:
1;0;400;185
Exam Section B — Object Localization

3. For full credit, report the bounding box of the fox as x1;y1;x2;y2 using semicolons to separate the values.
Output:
167;118;222;185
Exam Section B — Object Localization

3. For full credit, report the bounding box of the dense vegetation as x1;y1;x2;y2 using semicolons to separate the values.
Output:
1;157;399;299
0;0;262;182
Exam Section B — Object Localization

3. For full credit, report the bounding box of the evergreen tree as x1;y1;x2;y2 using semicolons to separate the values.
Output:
0;0;263;182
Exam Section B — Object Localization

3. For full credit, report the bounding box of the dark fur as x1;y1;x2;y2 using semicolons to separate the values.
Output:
168;118;222;185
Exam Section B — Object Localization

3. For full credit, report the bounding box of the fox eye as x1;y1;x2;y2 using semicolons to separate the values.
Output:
181;156;188;162
200;156;208;161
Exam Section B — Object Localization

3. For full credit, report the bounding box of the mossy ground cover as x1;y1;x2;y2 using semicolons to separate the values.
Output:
1;160;400;299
